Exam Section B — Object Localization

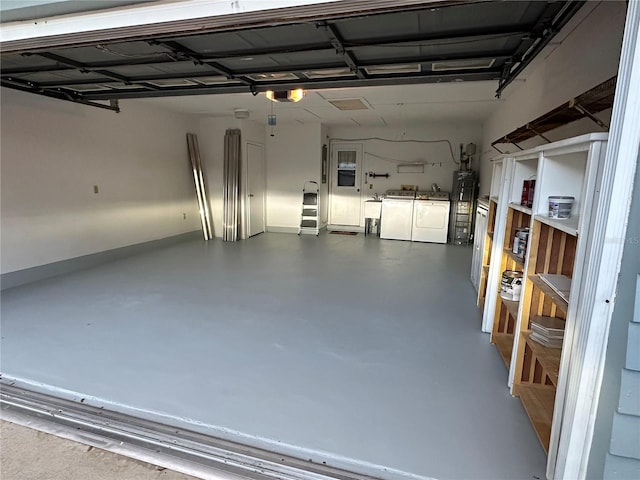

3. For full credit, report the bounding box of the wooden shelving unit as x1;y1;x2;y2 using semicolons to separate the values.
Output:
490;201;532;367
514;384;556;452
535;214;580;237
511;216;574;451
504;248;525;267
521;331;562;386
508;202;532;215
481;134;610;471
528;275;569;315
493;332;514;367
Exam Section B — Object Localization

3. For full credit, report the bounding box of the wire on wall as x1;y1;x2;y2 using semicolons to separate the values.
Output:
331;137;459;164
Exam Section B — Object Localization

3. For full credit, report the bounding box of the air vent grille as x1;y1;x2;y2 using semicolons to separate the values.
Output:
247;72;299;81
327;98;369;111
432;59;495;71
365;64;421;75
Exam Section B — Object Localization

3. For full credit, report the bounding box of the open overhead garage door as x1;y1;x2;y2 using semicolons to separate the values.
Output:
1;0;585;111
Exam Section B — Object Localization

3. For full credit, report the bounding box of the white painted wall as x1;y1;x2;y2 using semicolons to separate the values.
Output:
479;1;626;195
0;88;200;273
265;123;323;232
328;123;483;225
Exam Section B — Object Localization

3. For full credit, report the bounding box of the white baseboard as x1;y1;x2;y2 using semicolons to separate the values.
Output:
327;225;364;233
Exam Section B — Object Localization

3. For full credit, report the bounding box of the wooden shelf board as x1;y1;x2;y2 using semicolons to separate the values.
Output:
529;275;569;315
508;203;533;215
522;331;561;386
534;214;579;236
493;332;514;367
500;296;520;320
504;248;525;267
515;384;556;453
492;76;615;146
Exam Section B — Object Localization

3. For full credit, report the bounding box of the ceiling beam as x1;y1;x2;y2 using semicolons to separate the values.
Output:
149;39;257;92
29;52;160;91
316;21;366;79
75;70;500;101
1;77;120;112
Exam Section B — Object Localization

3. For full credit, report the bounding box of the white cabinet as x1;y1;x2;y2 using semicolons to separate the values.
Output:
470;202;488;291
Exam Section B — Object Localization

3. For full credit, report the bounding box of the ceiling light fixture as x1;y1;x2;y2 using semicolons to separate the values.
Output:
266;88;305;103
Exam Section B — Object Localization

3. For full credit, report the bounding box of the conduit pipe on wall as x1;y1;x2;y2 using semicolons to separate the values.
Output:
223;129;242;242
186;133;213;240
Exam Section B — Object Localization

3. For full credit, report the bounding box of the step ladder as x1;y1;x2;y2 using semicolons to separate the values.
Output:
298;181;320;236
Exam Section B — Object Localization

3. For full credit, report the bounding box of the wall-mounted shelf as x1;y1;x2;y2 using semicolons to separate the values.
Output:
504;248;525;267
501;297;520;320
492;77;615;149
508;203;533;215
528;276;569;315
397;164;424;174
535;214;580;236
522;332;562;387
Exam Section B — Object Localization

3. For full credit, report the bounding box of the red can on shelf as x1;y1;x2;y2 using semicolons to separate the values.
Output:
521;179;536;208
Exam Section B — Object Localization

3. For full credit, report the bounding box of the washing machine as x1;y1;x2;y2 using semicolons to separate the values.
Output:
411;191;451;243
380;190;415;241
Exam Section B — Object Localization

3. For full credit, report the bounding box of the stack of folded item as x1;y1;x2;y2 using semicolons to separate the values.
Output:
530;315;565;348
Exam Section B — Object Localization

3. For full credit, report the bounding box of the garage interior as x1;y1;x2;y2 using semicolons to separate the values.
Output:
1;1;639;480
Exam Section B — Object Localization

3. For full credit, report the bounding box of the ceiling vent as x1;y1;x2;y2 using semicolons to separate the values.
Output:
106;82;140;90
303;68;355;79
66;84;112;92
193;76;235;85
364;64;421;75
432;59;496;71
327;98;369;111
147;79;198;87
247;72;299;81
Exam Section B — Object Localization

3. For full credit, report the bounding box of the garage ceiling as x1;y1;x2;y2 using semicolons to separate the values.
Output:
0;1;585;113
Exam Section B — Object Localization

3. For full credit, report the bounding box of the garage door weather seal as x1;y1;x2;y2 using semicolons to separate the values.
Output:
0;382;436;480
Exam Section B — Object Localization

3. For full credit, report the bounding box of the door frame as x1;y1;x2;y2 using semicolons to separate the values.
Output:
328;141;364;228
553;3;640;479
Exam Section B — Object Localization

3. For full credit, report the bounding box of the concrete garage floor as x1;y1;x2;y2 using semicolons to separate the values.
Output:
0;420;196;480
0;233;546;480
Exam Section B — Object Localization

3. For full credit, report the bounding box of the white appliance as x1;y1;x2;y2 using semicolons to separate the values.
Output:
471;201;489;290
380;190;415;240
411;191;451;243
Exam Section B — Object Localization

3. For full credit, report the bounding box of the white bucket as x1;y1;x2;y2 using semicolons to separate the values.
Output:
549;196;574;219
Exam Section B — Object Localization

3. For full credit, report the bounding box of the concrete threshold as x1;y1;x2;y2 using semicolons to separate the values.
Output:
0;383;433;480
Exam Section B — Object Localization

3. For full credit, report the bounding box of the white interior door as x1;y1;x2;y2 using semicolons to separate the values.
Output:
246;143;265;237
329;143;362;226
